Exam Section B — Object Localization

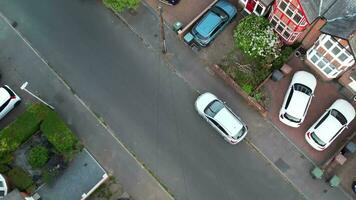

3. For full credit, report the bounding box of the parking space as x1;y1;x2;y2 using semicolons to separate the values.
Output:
265;55;356;166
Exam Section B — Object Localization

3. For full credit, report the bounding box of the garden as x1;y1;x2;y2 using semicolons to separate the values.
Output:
220;15;298;107
0;103;81;195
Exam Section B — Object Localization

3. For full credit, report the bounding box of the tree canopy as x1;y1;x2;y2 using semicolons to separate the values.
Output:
233;15;281;64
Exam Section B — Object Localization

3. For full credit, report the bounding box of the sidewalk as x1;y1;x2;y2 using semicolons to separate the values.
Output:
138;1;352;200
0;13;173;200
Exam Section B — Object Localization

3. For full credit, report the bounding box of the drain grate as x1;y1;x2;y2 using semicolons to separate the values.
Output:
274;158;290;173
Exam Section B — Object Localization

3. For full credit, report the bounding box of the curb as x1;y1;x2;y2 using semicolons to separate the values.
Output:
211;64;268;118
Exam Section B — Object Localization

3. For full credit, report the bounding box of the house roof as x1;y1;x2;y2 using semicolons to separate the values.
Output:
300;0;356;56
260;0;274;6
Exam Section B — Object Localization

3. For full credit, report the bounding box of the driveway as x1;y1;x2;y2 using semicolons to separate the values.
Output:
265;55;356;165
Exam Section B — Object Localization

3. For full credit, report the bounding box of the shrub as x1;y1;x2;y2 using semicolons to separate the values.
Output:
28;146;49;168
0;104;50;164
242;84;253;95
7;167;34;191
272;46;295;69
103;0;140;12
41;110;80;160
233;15;281;64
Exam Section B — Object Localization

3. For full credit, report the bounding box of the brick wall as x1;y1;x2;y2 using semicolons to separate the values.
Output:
298;18;326;49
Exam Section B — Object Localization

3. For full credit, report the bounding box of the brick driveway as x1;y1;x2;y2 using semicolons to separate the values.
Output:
265;55;356;166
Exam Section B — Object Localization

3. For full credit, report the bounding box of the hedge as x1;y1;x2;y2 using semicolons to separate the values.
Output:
41;110;79;159
0;104;50;164
7;167;34;191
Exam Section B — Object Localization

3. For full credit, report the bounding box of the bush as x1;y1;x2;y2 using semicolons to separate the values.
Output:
0;104;50;164
28;146;49;168
234;15;281;64
7;167;34;191
41;111;79;160
103;0;140;12
272;46;295;69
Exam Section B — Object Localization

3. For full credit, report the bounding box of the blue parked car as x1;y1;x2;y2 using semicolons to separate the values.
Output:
191;1;237;47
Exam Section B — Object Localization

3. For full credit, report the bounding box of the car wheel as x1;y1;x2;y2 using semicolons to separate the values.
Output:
14;100;21;107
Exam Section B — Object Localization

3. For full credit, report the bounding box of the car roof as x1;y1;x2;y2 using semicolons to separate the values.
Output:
195;11;222;38
331;99;355;123
314;113;343;143
0;87;10;106
214;107;243;137
291;71;317;91
286;91;310;118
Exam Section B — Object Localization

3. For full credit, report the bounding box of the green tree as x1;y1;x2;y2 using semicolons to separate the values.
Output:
28;145;49;168
234;15;281;65
103;0;140;12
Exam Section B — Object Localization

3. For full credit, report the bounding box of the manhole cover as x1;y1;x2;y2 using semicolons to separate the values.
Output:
274;158;290;173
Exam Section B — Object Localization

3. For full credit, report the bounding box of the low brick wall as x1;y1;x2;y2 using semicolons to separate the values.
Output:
177;0;218;39
211;64;268;117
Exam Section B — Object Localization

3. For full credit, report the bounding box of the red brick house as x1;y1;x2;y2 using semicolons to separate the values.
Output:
268;0;310;44
239;0;274;16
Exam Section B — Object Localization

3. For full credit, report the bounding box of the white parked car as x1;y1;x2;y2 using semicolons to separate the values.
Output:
195;92;248;144
0;174;7;198
305;99;355;151
0;85;21;120
279;71;316;127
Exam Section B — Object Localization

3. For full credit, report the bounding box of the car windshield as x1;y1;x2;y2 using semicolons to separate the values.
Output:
294;83;312;95
311;132;326;146
211;6;228;21
234;126;246;138
284;113;301;123
204;100;224;118
330;109;347;125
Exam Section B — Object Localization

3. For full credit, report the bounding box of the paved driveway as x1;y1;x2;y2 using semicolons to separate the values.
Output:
265;55;356;165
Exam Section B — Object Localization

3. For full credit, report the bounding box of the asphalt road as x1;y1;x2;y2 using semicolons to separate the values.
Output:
0;0;303;200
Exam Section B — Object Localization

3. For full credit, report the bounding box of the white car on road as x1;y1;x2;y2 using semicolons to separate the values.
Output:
305;99;355;151
279;71;316;127
0;85;21;120
195;92;248;144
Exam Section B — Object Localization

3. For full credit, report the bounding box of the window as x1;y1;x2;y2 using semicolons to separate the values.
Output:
271;18;277;27
310;55;319;63
324;40;333;49
255;4;263;15
286;9;293;17
284;113;301;123
204;100;224;118
311;132;326;146
330;109;347;125
317;59;326;68
293;13;302;23
315;111;330;129
339;53;348;61
294;83;312;95
332;46;341;55
283;30;291;38
285;87;294;109
276;23;285;33
279;1;287;11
